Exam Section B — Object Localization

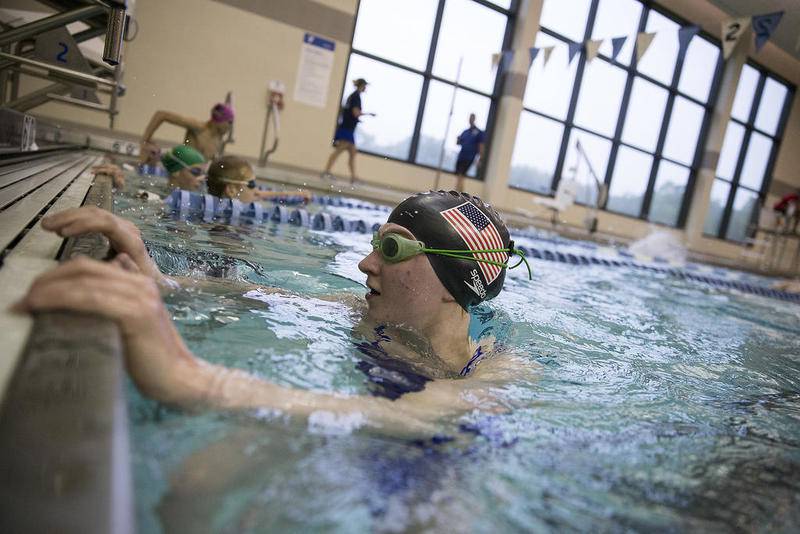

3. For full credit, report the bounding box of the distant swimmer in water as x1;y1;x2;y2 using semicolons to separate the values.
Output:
206;155;311;204
161;145;207;191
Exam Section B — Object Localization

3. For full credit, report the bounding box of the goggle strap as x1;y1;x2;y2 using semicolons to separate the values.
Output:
422;247;532;280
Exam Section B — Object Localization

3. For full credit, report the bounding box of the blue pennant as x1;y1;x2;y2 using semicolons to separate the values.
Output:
752;11;783;52
500;50;514;72
528;46;540;67
610;36;627;61
677;25;700;60
567;41;583;64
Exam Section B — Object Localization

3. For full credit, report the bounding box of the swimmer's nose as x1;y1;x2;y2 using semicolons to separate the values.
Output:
358;250;381;277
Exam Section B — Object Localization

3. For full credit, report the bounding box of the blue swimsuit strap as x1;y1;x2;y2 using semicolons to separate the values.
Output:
459;345;484;377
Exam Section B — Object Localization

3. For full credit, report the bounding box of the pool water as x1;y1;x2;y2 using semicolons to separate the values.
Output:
117;174;800;533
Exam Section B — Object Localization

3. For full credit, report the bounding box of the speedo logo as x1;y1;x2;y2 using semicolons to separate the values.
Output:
465;269;486;299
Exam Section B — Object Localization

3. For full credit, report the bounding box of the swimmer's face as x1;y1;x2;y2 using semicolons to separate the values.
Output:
170;165;206;191
358;222;454;329
230;183;256;203
221;167;256;203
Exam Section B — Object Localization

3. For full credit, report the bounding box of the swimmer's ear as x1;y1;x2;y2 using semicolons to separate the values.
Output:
223;183;239;199
441;290;456;304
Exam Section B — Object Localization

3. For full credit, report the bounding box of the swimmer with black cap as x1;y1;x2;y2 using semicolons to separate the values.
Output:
16;191;533;435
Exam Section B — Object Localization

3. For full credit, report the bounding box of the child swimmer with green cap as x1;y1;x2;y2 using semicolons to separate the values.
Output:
161;145;207;191
16;191;533;434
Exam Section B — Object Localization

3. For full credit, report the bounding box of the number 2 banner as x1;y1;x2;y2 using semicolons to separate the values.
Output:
721;17;750;60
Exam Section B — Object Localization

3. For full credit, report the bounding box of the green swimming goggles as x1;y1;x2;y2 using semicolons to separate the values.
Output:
371;232;532;279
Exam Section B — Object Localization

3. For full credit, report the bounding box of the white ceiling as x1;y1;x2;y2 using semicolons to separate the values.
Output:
706;0;800;62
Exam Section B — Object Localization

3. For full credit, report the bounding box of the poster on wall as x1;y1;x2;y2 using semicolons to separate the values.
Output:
293;33;335;108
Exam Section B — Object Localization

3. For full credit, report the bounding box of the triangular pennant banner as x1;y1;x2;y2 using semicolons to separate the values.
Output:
567;41;583;64
721;17;750;59
528;46;540;68
635;32;655;62
677;25;700;60
542;46;555;68
752;11;783;52
585;39;602;62
500;50;514;72
610;36;627;61
35;27;101;104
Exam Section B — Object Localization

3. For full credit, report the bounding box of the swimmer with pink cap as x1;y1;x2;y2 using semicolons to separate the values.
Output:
140;102;235;163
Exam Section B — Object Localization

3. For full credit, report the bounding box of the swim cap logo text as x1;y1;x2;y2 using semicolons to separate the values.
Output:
465;269;486;299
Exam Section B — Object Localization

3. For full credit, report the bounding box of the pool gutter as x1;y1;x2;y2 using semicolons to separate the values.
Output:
0;165;134;534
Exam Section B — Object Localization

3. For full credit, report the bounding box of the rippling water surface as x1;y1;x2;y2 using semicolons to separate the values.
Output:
117;175;800;533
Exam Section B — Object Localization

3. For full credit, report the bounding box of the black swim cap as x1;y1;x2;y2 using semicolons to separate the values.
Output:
387;190;511;310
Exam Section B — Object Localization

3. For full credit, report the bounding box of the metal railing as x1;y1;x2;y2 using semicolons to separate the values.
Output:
0;1;134;128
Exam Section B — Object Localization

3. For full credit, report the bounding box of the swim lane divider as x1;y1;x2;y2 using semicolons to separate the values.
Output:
164;189;799;304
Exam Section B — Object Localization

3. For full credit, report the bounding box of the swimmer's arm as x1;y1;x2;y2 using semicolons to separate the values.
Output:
41;207;165;284
180;351;536;433
389;353;540;417
16;258;507;434
142;110;206;142
157;366;529;524
37;207;275;294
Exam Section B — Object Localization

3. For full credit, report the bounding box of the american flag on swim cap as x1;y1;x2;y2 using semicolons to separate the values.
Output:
440;201;506;285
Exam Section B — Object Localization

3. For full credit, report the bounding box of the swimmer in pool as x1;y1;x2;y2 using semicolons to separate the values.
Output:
162;145;207;191
206;155;258;203
140;103;234;162
16;191;533;434
206;155;311;204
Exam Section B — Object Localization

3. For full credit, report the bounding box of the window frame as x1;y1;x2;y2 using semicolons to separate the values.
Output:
704;62;796;242
337;0;518;179
509;0;725;231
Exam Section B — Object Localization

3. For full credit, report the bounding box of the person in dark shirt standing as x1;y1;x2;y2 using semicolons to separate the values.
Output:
323;78;371;184
454;113;486;192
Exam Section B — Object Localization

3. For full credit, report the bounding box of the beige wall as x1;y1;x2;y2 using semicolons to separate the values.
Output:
23;0;800;265
31;0;461;190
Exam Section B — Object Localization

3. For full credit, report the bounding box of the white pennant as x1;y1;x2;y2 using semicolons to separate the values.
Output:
635;32;656;62
585;39;603;62
541;46;555;68
721;17;750;59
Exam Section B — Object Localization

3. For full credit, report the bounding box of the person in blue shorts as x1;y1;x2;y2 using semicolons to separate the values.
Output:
454;113;486;192
323;78;372;184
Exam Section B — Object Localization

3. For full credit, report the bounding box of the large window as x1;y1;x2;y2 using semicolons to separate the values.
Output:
510;0;723;228
341;0;514;177
704;64;794;242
